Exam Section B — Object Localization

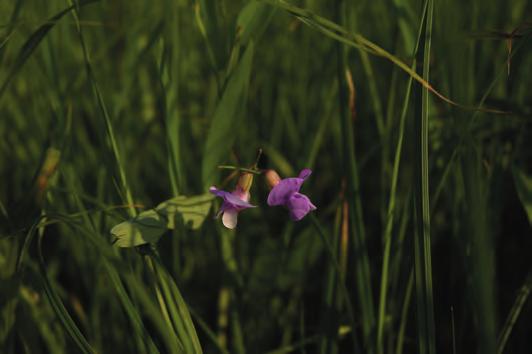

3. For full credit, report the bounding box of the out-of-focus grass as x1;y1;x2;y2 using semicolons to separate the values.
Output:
1;0;531;353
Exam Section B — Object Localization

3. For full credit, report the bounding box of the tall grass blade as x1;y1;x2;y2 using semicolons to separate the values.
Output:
202;43;254;188
412;0;436;352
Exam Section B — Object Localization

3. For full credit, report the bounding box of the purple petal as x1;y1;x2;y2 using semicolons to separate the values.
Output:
210;186;255;210
267;178;304;206
209;186;227;198
298;169;312;180
224;193;255;209
286;193;316;221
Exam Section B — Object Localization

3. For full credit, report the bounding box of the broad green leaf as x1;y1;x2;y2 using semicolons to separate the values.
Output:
155;193;214;230
512;166;532;226
202;43;254;188
111;209;167;248
111;194;213;247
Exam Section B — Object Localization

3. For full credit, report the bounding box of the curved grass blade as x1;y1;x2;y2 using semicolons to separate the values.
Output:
261;0;504;114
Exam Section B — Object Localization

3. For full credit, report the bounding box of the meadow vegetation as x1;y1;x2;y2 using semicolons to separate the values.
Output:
1;0;531;353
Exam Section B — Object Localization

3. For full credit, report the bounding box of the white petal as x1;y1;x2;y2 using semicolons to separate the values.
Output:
222;209;238;229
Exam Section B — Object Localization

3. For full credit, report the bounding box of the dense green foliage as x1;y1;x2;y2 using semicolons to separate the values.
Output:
1;0;531;353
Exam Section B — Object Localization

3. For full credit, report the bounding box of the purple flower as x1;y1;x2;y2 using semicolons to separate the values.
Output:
266;169;317;221
210;186;255;229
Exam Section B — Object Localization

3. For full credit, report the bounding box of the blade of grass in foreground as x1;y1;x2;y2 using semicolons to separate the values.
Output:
412;0;436;353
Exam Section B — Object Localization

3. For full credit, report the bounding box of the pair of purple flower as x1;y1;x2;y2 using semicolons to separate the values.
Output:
209;169;317;229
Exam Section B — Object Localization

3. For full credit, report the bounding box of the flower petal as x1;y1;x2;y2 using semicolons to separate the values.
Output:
224;192;255;209
286;193;316;221
209;186;226;198
267;178;304;206
210;186;255;209
222;209;238;229
298;168;312;180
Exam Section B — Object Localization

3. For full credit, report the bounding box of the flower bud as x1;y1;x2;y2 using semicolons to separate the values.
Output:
265;169;281;189
237;172;254;193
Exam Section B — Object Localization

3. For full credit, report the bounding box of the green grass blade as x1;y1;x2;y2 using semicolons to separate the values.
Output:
150;252;203;354
412;0;436;352
202;43;254;188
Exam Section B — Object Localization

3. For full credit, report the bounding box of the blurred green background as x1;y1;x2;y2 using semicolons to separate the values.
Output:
1;0;531;353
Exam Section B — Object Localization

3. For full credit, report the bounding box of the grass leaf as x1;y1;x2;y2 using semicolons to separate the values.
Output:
202;43;254;188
